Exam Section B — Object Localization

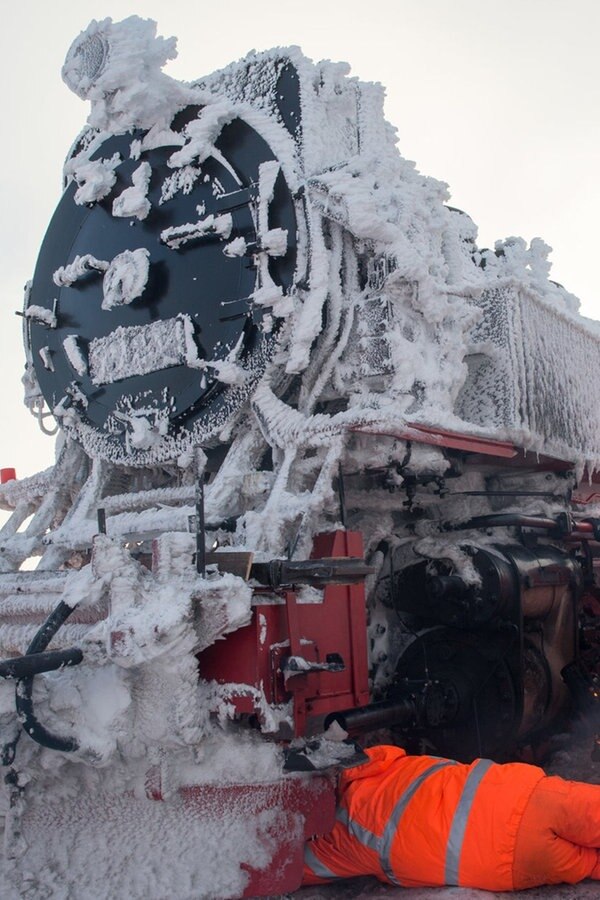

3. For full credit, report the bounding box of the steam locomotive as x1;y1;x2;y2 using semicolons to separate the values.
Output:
1;17;600;898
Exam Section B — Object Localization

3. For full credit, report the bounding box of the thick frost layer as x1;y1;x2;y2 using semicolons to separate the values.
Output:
0;785;299;900
67;153;121;205
457;277;600;468
0;533;255;763
160;212;233;249
53;253;108;286
62;16;196;133
89;315;197;384
24;304;56;328
102;247;150;309
112;161;152;220
62;334;87;376
26;16;599;474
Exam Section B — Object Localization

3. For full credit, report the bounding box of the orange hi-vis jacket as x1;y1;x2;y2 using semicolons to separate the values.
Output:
303;745;600;891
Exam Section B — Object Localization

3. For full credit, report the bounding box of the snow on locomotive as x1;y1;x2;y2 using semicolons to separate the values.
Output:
1;15;600;899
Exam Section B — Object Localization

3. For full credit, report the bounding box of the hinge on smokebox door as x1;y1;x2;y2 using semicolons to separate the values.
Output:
281;653;345;679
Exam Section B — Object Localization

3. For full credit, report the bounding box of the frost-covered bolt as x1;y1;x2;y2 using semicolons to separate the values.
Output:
24;305;57;329
53;254;108;287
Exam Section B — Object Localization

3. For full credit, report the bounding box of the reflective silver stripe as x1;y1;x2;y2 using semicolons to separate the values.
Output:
379;760;457;885
444;758;494;885
337;805;380;851
336;760;457;885
304;843;339;880
336;806;350;827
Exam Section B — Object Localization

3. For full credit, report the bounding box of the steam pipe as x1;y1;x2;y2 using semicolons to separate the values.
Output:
324;698;416;736
448;513;598;543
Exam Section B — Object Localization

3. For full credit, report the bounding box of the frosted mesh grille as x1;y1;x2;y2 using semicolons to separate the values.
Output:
455;286;600;462
76;35;108;82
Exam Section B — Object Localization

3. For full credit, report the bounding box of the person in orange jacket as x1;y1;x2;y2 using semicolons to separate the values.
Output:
303;744;600;891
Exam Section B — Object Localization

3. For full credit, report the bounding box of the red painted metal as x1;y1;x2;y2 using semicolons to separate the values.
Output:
143;768;335;897
184;775;335;897
559;521;600;543
350;424;599;487
198;531;370;736
351;422;519;458
190;531;370;894
573;488;600;505
0;468;16;484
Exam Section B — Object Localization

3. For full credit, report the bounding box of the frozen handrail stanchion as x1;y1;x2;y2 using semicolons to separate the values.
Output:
1;13;600;899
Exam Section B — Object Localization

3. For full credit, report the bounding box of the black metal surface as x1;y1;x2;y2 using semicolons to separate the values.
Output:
583;518;600;541
337;463;347;529
27;103;298;458
393;546;517;628
274;62;302;140
97;507;106;534
383;543;582;759
392;626;520;761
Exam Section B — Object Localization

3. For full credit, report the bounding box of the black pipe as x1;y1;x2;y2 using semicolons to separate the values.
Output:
447;514;558;532
338;463;347;530
195;472;206;577
0;648;82;680
454;491;561;498
13;600;82;754
24;601;76;654
324;698;416;736
251;557;374;588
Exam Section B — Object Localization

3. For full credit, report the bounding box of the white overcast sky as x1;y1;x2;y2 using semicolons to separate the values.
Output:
1;0;599;481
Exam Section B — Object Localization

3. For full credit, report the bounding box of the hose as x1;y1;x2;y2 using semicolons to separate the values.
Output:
1;601;83;764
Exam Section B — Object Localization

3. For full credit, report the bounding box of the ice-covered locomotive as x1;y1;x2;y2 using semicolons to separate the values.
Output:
1;15;600;899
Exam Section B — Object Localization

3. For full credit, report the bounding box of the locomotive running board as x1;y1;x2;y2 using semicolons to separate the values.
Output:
351;421;519;457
